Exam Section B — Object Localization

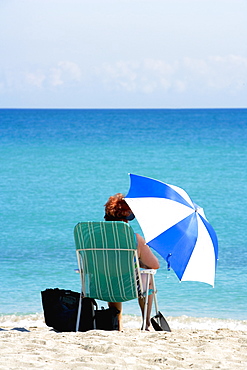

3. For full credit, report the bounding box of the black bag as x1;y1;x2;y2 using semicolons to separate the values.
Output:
151;311;171;332
79;296;97;332
95;307;119;331
41;288;119;332
41;289;96;332
41;288;79;332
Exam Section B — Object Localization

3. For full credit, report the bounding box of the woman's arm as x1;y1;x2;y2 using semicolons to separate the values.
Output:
136;233;160;269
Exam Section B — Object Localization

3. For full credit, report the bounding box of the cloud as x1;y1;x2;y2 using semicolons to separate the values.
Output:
207;55;247;90
49;67;63;87
98;55;247;95
23;61;82;89
26;72;46;88
182;55;247;91
49;61;82;87
0;61;82;95
1;55;246;104
97;59;176;93
57;61;82;81
100;61;138;92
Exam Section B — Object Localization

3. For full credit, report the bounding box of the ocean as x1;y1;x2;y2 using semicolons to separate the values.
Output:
0;108;246;330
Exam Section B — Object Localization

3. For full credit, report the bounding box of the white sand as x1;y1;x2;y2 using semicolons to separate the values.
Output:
0;315;247;369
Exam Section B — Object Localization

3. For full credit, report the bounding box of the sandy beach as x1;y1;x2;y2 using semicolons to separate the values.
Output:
1;315;246;370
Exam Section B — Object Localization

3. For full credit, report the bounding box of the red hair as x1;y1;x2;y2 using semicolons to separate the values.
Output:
104;193;132;221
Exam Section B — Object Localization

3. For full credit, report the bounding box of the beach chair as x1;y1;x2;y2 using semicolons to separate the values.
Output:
74;221;159;331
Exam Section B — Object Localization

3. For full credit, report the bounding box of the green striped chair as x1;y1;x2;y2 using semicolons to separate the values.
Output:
74;221;158;331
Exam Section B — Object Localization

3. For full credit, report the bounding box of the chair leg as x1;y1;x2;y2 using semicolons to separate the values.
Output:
140;270;158;330
142;273;150;331
76;292;83;332
152;274;159;316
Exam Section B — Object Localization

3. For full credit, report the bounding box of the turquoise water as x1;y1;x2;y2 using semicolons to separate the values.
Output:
1;109;246;321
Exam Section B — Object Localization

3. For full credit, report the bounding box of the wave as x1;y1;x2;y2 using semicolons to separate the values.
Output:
1;313;246;331
0;313;47;329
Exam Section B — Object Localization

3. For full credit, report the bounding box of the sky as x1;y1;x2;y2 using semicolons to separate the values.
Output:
0;0;247;108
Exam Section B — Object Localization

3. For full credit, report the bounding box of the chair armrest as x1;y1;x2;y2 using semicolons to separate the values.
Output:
140;269;156;275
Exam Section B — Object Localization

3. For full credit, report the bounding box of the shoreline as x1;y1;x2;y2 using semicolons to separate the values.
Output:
1;312;247;331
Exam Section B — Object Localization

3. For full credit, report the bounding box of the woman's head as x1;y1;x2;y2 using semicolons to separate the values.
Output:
104;193;135;222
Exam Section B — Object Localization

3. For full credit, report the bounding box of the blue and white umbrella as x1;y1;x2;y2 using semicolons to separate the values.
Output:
125;174;218;287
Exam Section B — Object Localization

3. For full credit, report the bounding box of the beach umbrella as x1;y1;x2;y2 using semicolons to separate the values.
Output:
125;174;218;287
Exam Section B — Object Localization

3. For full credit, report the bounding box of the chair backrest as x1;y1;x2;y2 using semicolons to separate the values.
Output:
74;221;141;302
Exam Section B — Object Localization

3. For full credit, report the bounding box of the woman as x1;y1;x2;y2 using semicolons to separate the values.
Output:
104;193;159;330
